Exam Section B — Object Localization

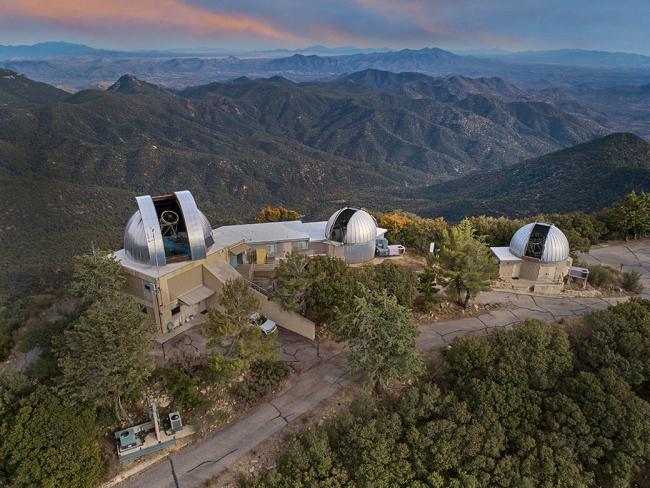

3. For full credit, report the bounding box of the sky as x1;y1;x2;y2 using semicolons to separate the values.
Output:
0;0;649;54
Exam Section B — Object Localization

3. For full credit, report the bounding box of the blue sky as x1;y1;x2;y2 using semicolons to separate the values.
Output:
0;0;648;54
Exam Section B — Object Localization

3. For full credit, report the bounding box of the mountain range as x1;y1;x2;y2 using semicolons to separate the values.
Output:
0;68;648;296
3;45;650;93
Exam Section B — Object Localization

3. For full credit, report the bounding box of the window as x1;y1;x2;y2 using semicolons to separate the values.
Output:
266;243;278;256
143;281;155;301
292;240;308;251
171;304;181;316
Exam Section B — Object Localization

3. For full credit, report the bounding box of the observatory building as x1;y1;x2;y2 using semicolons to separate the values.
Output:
324;207;379;263
115;194;385;341
490;222;572;294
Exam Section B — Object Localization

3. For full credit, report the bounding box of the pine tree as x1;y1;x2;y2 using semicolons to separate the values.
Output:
436;219;498;308
204;278;278;373
271;252;312;313
332;290;423;393
55;251;154;420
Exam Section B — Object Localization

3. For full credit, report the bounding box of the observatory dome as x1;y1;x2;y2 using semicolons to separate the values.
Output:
325;207;377;244
509;222;570;264
325;207;378;264
124;190;214;266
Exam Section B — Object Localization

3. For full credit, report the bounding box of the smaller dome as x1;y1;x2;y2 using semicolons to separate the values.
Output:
509;222;570;263
325;207;377;244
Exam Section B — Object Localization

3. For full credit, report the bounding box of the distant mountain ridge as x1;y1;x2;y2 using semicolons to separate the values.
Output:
5;45;650;93
486;49;650;67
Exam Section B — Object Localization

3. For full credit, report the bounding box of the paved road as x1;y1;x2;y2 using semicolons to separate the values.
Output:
120;240;650;488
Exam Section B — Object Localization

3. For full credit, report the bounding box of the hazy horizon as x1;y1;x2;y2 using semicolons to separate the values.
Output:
0;0;648;55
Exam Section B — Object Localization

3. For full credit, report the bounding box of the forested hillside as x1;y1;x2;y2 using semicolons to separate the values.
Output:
411;133;650;219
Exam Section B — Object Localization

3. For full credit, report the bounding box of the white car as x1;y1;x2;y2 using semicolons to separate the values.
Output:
249;313;278;335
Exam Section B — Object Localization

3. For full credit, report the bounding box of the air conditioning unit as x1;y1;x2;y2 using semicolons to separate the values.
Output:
169;412;183;433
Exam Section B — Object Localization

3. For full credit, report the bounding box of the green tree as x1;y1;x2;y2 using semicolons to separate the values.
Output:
417;266;441;312
271;252;312;313
565;369;650;487
468;215;524;247
573;299;650;387
218;277;260;327
376;211;447;253
304;256;362;324
0;386;101;488
255;206;301;223
56;294;155;420
204;278;278;374
603;191;650;239
436;219;498;308
56;250;155;420
68;249;127;305
332;290;423;393
365;261;418;308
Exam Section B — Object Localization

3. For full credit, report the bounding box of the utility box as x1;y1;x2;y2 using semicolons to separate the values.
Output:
169;412;183;434
375;237;389;257
388;245;405;256
116;427;137;450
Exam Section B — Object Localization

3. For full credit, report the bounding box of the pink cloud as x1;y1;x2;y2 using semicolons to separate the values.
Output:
0;0;296;41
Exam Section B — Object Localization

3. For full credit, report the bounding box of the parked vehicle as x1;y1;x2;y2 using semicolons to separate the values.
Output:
249;312;278;334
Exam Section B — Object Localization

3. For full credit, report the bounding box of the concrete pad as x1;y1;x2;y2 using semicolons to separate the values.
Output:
509;308;555;323
477;309;520;328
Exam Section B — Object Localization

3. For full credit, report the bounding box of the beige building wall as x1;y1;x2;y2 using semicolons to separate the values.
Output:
498;261;521;279
121;241;315;340
519;260;541;281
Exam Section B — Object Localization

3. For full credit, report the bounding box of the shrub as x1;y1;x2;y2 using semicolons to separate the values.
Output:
366;262;419;308
0;318;17;361
417;266;441;313
622;271;644;294
230;360;290;405
157;355;220;412
587;265;617;289
255;206;301;223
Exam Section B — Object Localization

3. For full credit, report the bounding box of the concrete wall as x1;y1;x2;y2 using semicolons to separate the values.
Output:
256;291;316;340
498;261;521;279
519;260;541;281
166;265;202;302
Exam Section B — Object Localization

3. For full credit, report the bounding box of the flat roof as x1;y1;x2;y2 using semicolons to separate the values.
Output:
114;249;199;278
491;246;522;262
116;219;387;276
213;221;311;245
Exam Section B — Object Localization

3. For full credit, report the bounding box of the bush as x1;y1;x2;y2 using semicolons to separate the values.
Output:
366;262;418;308
0;318;17;361
622;271;644;294
0;386;101;488
417;266;441;313
230;360;290;405
587;265;617;289
157;355;221;412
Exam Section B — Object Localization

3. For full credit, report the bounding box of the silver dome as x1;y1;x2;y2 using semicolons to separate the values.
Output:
509;222;570;263
325;207;377;244
124;191;214;266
